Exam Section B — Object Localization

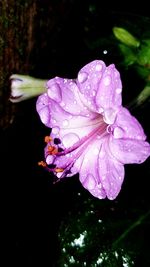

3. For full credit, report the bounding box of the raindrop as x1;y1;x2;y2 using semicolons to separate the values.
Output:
78;72;88;83
116;88;122;94
52;119;56;124
63;119;69;127
113;127;124;138
103;75;111;86
103;49;108;54
52;127;59;134
39;106;49;124
47;83;62;102
63;79;67;84
62;133;79;147
93;147;99;155
95;64;103;71
98;107;104;114
84;174;96;190
60;101;65;107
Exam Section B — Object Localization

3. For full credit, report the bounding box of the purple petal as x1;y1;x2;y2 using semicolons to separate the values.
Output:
77;139;107;199
46;77;88;116
76;60;106;112
98;140;125;200
77;138;124;200
95;63;122;110
109;137;150;164
113;107;146;140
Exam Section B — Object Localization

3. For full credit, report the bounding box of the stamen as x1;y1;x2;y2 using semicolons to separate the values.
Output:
54;138;61;145
55;168;64;173
47;145;58;155
38;161;47;167
44;136;53;143
56;123;107;157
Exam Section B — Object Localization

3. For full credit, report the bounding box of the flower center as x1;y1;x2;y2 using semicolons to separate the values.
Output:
38;115;108;179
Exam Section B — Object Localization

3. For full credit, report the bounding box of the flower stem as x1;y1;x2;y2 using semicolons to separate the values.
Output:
112;209;150;248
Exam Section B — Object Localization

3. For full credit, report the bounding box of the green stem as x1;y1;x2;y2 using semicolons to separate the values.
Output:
112;210;150;248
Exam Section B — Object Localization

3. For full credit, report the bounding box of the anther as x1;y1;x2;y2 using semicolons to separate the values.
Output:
55;168;64;173
38;161;47;167
47;145;58;155
44;136;53;143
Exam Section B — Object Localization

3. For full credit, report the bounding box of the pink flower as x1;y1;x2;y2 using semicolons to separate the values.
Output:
36;60;150;200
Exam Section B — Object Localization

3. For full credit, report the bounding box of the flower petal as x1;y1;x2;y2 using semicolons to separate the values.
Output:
95;63;122;110
37;89;106;142
109;137;150;164
98;140;125;200
46;77;88;115
76;140;107;199
76;60;106;112
114;107;146;140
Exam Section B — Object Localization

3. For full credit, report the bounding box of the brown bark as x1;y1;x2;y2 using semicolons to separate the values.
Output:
0;0;36;129
0;0;75;129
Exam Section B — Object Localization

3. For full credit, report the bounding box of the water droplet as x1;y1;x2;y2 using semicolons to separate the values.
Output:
63;79;67;84
98;107;104;114
97;183;102;188
116;88;122;94
62;119;69;127
103;75;111;86
92;90;96;96
78;72;88;83
84;174;96;190
62;133;79;148
52;127;60;134
47;83;62;102
52;119;56;124
103;108;117;124
103;50;108;54
39;106;49;124
93;147;99;155
60;101;65;107
113;127;124;138
95;64;103;71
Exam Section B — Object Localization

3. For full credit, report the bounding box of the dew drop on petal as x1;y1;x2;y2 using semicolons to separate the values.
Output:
95;64;103;71
60;101;65;107
78;72;88;83
52;119;56;124
47;83;62;102
103;108;117;124
113;126;124;139
62;133;80;148
103;75;111;86
116;88;122;94
63;119;69;127
84;174;96;190
52;126;60;134
93;147;99;155
39;106;49;124
97;107;104;114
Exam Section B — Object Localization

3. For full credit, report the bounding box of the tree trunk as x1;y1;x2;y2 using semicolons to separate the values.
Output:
0;0;37;129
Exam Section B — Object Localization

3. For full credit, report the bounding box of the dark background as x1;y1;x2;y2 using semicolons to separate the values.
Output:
1;1;150;266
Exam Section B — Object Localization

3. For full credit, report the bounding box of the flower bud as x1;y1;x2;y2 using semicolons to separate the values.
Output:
9;74;47;102
113;27;140;48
